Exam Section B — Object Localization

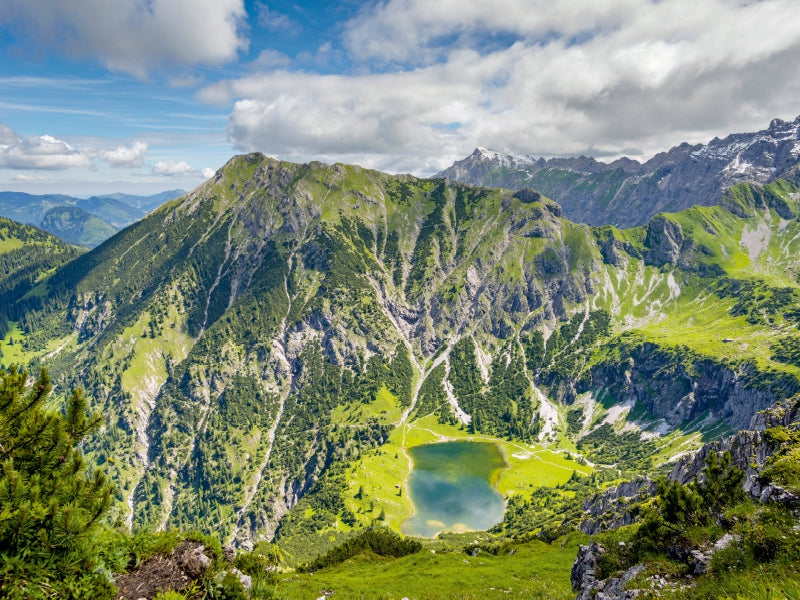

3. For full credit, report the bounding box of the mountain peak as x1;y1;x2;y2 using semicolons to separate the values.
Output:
438;115;800;228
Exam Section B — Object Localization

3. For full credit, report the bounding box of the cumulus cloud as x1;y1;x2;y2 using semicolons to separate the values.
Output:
202;167;216;179
153;160;193;175
203;0;800;174
0;0;247;76
0;130;94;170
103;141;148;168
0;122;18;145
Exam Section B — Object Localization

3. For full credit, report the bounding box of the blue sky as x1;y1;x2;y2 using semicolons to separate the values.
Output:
1;0;800;196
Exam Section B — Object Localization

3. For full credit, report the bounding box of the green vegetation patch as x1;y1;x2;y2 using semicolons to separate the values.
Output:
275;534;585;600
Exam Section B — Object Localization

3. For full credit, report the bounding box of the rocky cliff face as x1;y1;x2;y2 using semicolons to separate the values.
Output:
573;397;800;600
578;397;800;538
437;115;800;227
579;477;655;536
671;397;800;504
586;343;799;431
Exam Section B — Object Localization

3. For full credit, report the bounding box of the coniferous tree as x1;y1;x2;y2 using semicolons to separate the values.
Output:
0;367;115;598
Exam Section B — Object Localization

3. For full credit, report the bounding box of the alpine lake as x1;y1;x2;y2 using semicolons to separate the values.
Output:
403;441;506;538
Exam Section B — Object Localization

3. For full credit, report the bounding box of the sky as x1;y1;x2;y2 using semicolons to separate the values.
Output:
1;0;800;197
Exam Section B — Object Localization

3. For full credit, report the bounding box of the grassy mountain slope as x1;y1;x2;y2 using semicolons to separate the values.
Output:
3;154;800;556
0;216;84;355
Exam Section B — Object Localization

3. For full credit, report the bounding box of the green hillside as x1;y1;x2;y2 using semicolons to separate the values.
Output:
0;216;84;351
41;205;119;248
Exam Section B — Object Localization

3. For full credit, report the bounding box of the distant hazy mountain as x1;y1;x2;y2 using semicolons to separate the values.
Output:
0;189;185;247
436;115;800;227
88;189;186;214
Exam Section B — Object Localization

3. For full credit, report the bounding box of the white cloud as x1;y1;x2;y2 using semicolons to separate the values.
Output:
203;0;800;174
0;0;247;77
0;121;19;145
256;3;300;35
103;141;148;168
13;174;47;182
0;132;94;170
202;167;216;179
153;160;193;175
344;0;638;65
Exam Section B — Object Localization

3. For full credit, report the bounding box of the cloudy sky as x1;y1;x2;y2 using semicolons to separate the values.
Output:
1;0;800;196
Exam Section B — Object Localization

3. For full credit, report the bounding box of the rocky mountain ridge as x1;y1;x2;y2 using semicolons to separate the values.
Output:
437;115;800;227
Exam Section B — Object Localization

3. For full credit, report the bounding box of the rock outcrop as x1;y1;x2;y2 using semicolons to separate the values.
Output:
588;343;798;431
580;477;656;535
571;542;644;600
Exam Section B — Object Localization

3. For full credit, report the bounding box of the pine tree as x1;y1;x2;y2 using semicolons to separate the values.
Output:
0;366;116;598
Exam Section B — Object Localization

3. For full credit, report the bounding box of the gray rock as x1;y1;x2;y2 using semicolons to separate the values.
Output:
580;477;656;535
571;542;603;592
691;550;710;575
174;541;213;579
231;567;252;591
714;533;738;552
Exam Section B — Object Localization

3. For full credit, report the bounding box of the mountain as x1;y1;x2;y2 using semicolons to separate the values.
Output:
0;216;84;344
0;191;76;224
436;115;800;228
0;189;185;247
41;205;119;247
93;189;187;213
4;152;800;562
75;196;148;229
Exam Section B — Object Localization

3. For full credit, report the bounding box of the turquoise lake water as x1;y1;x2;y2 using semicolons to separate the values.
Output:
402;441;506;538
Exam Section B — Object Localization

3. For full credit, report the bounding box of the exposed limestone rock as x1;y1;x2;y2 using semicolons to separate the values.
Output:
572;542;644;600
580;477;656;535
588;344;796;431
644;215;684;266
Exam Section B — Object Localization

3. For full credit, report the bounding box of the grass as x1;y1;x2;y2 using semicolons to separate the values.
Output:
0;322;76;370
343;438;414;531
635;286;800;378
0;322;27;367
496;445;589;498
116;306;193;401
678;564;800;600
0;237;24;253
331;384;403;425
273;534;586;600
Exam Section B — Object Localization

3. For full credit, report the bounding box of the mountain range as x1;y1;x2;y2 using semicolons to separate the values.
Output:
0;189;185;247
437;114;800;228
1;145;800;563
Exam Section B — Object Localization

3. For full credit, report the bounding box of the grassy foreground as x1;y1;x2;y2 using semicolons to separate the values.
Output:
273;534;585;600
